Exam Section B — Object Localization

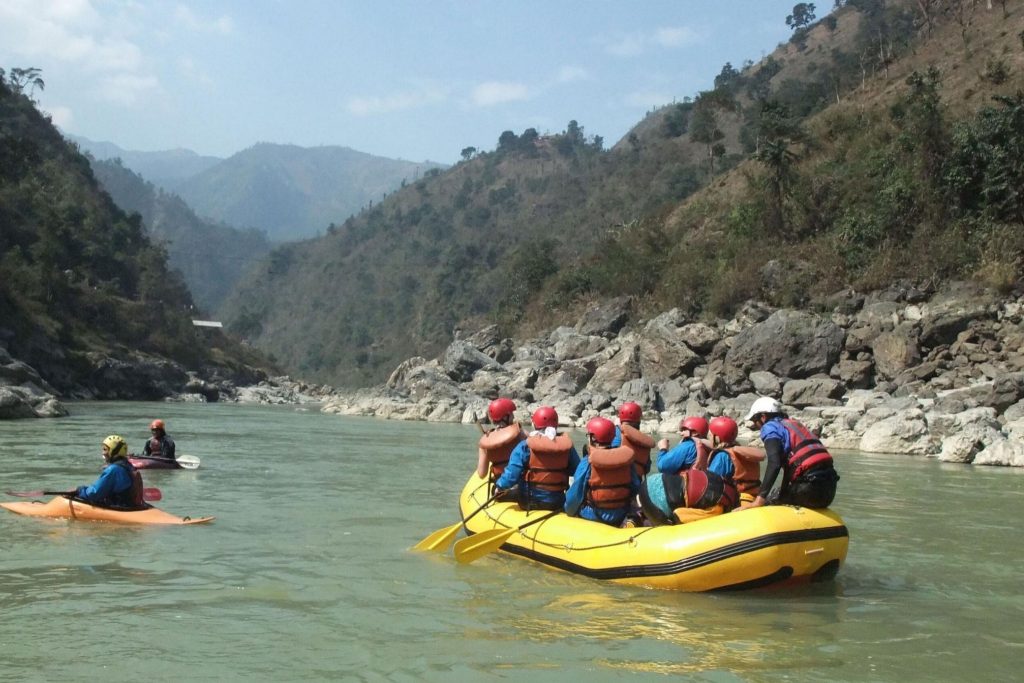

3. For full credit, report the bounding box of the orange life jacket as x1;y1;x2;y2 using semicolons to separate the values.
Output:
781;418;834;479
478;423;525;481
585;446;634;510
619;424;654;476
724;445;765;495
525;433;574;492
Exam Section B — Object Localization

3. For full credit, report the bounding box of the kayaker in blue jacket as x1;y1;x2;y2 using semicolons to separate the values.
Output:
565;417;641;527
655;416;708;474
494;406;580;510
75;435;145;509
142;419;176;461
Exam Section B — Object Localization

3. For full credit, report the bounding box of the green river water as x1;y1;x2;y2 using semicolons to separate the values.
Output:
1;401;1022;682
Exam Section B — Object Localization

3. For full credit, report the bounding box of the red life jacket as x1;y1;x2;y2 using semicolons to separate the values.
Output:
619;424;654;476
682;468;739;512
112;459;145;509
525;433;573;492
585;446;634;509
478;423;524;481
781;418;834;479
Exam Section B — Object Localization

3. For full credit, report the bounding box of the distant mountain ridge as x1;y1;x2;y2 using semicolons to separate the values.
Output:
67;134;222;185
171;143;447;242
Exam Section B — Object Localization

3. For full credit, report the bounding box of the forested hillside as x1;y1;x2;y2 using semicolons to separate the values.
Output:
89;158;272;315
223;0;1024;388
0;72;267;395
172;143;447;242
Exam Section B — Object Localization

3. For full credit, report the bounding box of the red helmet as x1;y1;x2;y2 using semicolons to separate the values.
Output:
487;398;516;423
149;419;165;432
531;406;558;429
680;416;709;438
586;417;616;445
709;416;738;443
617;402;643;424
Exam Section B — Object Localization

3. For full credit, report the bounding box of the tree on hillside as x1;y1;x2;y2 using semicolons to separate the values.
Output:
787;3;817;30
460;146;477;161
1;67;45;99
690;101;726;174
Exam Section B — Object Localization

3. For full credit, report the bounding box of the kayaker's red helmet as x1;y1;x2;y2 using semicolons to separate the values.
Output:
586;417;616;446
680;416;709;438
102;434;128;460
709;416;738;444
150;419;165;433
617;402;643;424
487;398;516;424
531;406;558;429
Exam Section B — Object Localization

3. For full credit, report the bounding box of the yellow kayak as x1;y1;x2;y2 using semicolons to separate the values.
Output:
458;473;848;591
1;496;214;525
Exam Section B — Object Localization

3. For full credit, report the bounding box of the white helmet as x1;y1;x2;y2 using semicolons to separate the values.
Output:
744;396;783;423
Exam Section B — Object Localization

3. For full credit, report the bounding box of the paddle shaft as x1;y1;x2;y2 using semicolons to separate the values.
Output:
453;508;561;564
6;487;162;501
412;486;503;552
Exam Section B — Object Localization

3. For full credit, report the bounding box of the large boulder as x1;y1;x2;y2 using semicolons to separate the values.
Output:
918;281;998;347
871;325;921;381
725;310;844;379
859;409;935;455
442;341;502;382
575;296;632;338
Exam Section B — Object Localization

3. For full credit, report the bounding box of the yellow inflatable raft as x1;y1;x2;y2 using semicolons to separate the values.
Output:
458;474;848;591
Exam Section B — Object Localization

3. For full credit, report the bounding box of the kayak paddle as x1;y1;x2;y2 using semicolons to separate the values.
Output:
413;488;503;553
6;487;163;502
175;454;200;469
453;509;561;564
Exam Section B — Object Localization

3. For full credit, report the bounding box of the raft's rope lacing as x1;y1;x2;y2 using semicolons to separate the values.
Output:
468;488;653;551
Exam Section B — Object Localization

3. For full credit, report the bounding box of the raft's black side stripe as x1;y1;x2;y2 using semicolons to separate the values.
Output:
497;526;849;581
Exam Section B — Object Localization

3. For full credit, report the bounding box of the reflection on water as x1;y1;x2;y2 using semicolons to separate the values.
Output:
1;403;1022;681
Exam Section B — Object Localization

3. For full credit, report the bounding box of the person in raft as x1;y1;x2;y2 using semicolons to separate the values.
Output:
655;416;711;474
142;419;176;461
493;406;580;511
476;397;526;501
565;417;641;527
744;396;840;509
639;468;739;525
74;435;145;509
703;416;766;507
609;401;656;478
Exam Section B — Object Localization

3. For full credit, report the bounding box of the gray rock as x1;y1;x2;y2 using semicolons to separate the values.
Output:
725;310;844;379
749;370;782;396
575;296;632;338
442;341;502;382
782;378;845;407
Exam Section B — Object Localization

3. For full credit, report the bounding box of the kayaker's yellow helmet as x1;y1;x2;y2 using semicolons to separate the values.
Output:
102;435;128;459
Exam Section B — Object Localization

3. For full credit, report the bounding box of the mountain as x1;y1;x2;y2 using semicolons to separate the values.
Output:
67;135;222;186
0;76;268;397
223;0;1023;388
88;158;272;315
171;143;447;241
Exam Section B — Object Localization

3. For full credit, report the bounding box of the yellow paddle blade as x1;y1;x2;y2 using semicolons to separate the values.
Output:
453;527;518;564
412;521;464;552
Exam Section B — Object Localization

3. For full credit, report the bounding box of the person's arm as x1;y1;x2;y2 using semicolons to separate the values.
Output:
164;437;175;459
751;438;785;507
630;467;642;496
76;466;120;503
476;445;489;479
495;441;528;490
656;441;696;474
142;439;152;457
564;460;589;516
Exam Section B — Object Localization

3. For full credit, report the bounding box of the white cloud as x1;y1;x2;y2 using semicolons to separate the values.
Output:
654;26;699;47
554;65;591;84
45;105;74;129
604;25;701;56
97;72;159;106
174;5;233;35
347;86;447;116
470;81;530;107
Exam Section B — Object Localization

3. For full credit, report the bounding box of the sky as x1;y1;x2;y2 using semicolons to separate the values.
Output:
0;1;807;165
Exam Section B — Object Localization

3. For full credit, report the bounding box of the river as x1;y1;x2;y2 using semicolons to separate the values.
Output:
1;401;1021;681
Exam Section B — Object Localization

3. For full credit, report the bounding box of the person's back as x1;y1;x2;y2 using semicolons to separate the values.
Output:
476;398;526;499
495;406;579;511
656;416;709;474
614;402;655;477
639;469;738;526
565;417;640;527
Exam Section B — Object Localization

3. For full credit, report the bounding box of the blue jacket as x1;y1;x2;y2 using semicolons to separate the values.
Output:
706;449;735;480
564;457;641;526
76;460;136;506
496;439;581;508
610;425;622;447
656;439;697;474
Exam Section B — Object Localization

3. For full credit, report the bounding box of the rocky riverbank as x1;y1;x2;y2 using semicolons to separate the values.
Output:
322;280;1024;467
